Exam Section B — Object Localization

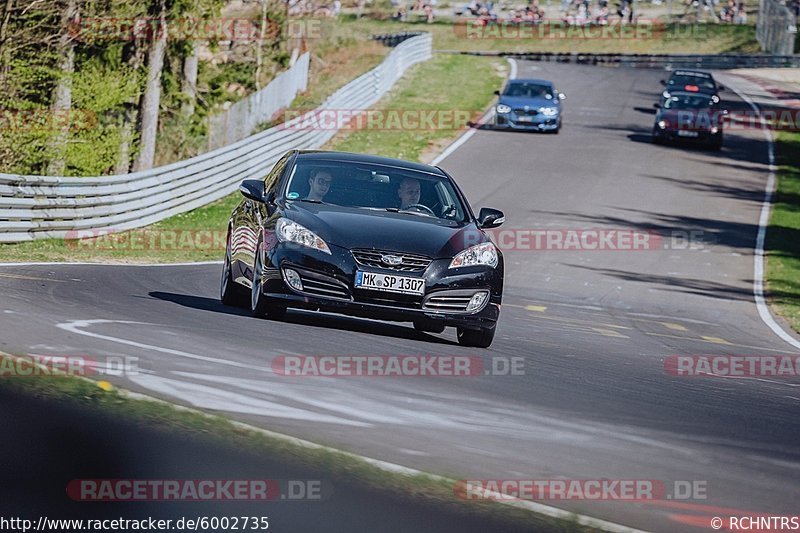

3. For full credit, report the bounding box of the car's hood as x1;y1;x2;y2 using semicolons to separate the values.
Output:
498;95;559;109
282;202;488;258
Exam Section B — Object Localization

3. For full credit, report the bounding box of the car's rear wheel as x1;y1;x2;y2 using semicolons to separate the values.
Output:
413;320;446;334
220;232;249;307
457;326;496;348
251;245;286;320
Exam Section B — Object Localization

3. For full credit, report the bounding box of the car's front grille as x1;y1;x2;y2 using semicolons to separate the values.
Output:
514;108;539;116
351;249;432;272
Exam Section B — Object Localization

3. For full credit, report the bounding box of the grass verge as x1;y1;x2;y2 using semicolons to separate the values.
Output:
0;353;592;532
766;131;800;333
0;53;504;264
329;16;759;54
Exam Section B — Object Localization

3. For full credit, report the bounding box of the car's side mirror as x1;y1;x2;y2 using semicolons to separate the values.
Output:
239;179;266;202
494;89;501;96
478;207;505;229
653;102;661;109
558;92;566;100
718;85;725;91
659;79;666;85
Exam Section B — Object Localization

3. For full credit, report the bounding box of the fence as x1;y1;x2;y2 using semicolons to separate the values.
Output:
0;33;432;243
206;52;310;150
757;0;797;55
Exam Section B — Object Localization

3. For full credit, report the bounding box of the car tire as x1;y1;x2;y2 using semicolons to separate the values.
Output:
456;326;496;348
220;232;249;308
652;131;663;145
251;243;286;320
413;320;446;334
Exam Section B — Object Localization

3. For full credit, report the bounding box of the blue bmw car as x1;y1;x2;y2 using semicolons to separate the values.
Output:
493;78;565;133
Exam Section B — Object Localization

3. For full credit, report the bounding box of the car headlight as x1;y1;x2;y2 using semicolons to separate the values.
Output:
710;126;719;134
539;107;558;116
275;218;331;254
449;242;498;269
657;120;667;129
496;104;511;114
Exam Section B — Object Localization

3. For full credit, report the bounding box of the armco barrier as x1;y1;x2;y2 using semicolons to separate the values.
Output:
0;33;432;243
451;50;800;69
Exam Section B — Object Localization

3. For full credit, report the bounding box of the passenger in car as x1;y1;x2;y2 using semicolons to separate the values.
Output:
306;169;333;201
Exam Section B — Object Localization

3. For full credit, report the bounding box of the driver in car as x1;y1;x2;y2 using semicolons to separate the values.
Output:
397;177;422;209
306;169;333;201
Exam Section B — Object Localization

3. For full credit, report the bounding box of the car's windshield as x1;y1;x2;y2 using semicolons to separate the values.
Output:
663;94;714;110
284;160;469;222
503;82;554;99
667;74;716;92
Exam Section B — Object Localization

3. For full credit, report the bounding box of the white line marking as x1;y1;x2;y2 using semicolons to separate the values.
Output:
725;78;800;351
109;380;649;533
55;319;271;372
430;58;518;167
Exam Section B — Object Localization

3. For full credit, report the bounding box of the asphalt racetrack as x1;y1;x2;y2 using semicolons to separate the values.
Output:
1;62;798;532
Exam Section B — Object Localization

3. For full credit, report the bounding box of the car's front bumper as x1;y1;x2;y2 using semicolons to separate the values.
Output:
495;113;559;131
653;127;722;144
255;243;503;330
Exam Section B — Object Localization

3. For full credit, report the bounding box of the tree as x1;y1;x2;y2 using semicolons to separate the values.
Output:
132;0;167;172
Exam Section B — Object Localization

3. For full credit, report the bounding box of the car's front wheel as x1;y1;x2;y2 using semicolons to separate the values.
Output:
457;326;496;348
220;231;249;307
251;244;286;320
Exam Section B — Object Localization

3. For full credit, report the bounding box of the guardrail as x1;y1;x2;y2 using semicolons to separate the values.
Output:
449;50;800;68
0;33;432;243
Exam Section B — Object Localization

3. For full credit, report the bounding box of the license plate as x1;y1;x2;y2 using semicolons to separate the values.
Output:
516;116;534;122
355;271;425;295
677;130;699;137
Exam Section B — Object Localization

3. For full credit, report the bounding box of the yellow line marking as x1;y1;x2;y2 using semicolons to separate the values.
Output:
662;322;688;331
701;336;732;345
0;273;68;283
645;332;792;353
591;328;630;338
525;305;547;312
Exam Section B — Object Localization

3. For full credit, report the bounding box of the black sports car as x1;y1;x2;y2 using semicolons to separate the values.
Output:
220;150;505;348
660;69;723;104
652;91;726;150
